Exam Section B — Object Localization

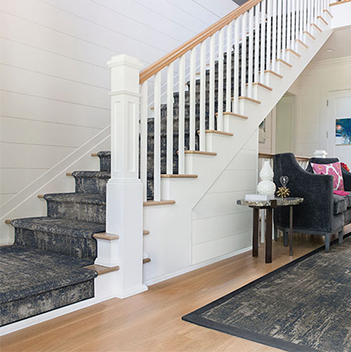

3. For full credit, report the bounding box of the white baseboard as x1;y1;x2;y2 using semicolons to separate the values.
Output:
144;246;252;286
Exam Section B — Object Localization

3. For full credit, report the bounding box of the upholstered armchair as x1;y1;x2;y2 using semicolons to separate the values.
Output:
273;153;351;252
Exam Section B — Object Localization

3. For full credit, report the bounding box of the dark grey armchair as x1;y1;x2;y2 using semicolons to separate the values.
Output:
273;153;351;252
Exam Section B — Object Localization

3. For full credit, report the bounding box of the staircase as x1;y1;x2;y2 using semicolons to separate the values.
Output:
1;0;334;332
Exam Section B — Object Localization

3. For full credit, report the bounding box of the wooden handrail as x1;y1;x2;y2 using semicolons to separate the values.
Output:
139;0;263;84
330;0;351;6
259;152;309;162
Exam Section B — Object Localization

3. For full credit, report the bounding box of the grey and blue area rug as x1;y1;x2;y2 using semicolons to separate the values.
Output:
183;234;351;352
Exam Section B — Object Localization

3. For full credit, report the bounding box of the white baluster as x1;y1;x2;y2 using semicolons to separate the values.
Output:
226;23;233;113
260;1;266;83
296;0;300;42
209;34;215;130
140;82;148;202
178;56;185;174
199;41;206;151
304;0;308;34
218;28;224;131
282;0;287;62
308;0;312;31
248;8;254;98
266;0;272;73
287;0;291;50
272;0;277;72
153;72;161;201
291;0;296;52
233;18;240;113
241;12;247;97
166;63;174;175
189;48;196;151
277;0;282;60
254;5;260;82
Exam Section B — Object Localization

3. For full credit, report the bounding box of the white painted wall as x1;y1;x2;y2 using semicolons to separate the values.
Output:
0;0;237;242
192;132;258;264
292;57;351;159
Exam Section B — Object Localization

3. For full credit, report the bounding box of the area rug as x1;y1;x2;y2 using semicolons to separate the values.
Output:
182;234;351;352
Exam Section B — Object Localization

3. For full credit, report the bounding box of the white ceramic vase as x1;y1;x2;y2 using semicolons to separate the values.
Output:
257;160;276;196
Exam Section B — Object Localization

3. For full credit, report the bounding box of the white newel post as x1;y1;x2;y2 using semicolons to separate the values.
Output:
104;54;147;298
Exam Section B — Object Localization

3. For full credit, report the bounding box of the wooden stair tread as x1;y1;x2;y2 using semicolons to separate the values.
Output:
303;31;316;40
323;9;333;18
223;112;248;119
143;258;151;264
85;264;119;275
184;150;217;156
91;153;98;157
317;16;328;25
143;200;176;206
311;23;322;32
203;129;234;136
93;232;119;241
37;194;44;199
161;174;198;178
143;230;150;235
296;39;309;49
66;172;73;177
238;96;261;104
251;82;273;91
286;48;301;58
264;70;283;79
277;58;292;68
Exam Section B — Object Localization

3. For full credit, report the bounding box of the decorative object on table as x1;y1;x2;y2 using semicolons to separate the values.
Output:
182;234;351;352
335;118;351;145
276;175;290;198
257;160;276;196
341;162;350;172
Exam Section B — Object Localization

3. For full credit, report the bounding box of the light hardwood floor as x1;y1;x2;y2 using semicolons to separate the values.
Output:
2;230;349;352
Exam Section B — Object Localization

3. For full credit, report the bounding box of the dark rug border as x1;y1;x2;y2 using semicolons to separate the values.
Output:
182;232;351;352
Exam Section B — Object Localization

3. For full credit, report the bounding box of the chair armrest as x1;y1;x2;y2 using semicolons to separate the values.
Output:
274;153;334;232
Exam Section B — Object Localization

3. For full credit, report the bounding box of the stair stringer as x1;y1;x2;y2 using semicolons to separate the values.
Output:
143;28;333;285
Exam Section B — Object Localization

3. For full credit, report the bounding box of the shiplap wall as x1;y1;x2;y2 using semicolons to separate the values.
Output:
0;0;237;206
192;131;258;264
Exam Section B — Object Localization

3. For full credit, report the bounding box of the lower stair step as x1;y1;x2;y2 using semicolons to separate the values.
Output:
11;217;105;260
0;245;97;327
44;193;106;224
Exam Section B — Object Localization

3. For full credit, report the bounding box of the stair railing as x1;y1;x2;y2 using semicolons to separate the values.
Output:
135;0;331;202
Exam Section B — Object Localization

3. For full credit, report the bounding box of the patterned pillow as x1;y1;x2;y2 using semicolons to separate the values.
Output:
311;162;344;191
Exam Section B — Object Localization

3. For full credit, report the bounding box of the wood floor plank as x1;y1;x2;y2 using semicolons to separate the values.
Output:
2;231;347;352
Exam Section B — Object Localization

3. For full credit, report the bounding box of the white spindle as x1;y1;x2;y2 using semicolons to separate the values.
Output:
266;1;272;72
153;72;161;201
178;56;185;174
308;0;312;31
304;0;308;33
166;63;174;175
291;0;296;52
287;0;291;50
218;28;224;131
254;5;260;82
226;23;232;113
272;0;277;72
189;48;196;151
282;0;287;61
248;9;254;98
233;18;240;113
296;0;300;42
260;1;266;83
241;12;247;97
277;0;282;60
199;41;206;151
140;82;148;202
209;34;215;130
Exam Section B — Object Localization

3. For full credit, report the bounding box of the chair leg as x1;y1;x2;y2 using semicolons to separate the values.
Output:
339;229;344;245
274;227;278;241
325;234;331;252
283;230;288;247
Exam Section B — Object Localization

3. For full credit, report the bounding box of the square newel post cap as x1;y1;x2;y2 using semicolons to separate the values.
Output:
107;54;144;70
313;150;328;158
108;54;144;94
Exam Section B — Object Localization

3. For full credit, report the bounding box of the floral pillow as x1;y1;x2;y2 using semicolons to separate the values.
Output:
311;162;344;191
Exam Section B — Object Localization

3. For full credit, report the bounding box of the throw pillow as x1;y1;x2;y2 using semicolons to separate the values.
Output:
311;162;345;191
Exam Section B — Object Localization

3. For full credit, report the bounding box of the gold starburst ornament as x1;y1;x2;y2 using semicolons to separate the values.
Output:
277;186;290;198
